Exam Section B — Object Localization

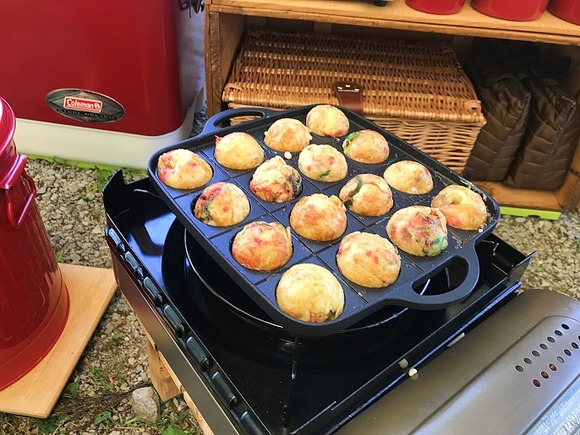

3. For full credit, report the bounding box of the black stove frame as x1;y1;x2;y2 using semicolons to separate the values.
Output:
104;172;533;435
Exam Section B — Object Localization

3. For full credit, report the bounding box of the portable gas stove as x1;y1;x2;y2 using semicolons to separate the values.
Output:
103;172;580;434
103;106;580;434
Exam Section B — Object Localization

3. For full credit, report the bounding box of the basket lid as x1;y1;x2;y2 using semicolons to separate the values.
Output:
223;29;486;124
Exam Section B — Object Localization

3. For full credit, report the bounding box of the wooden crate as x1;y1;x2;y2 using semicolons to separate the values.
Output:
222;28;485;173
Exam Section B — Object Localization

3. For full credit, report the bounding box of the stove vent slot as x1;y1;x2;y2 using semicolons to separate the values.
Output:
240;411;263;434
513;320;580;390
143;277;164;307
124;251;142;276
186;336;211;371
211;372;238;409
163;305;186;337
107;227;125;253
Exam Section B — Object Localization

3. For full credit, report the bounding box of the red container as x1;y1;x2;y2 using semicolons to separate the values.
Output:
549;0;580;25
0;1;183;137
406;0;465;14
472;0;550;21
0;97;69;391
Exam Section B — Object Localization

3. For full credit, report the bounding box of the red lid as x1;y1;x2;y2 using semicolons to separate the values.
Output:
0;97;27;190
549;0;580;25
472;0;549;21
406;0;465;15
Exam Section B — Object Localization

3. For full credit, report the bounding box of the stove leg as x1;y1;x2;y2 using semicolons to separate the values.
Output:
145;333;215;435
146;337;181;401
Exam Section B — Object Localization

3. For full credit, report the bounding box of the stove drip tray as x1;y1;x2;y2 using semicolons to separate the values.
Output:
103;174;536;435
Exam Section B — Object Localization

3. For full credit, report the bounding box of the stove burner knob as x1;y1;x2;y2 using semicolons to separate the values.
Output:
398;358;409;369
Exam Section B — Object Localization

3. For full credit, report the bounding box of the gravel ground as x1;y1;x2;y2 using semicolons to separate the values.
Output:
1;112;579;433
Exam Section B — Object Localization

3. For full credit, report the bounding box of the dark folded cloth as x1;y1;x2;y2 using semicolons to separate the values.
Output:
504;73;580;190
463;42;531;181
464;39;579;190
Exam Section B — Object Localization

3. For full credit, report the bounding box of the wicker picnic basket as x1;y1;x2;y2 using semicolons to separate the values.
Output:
222;29;486;173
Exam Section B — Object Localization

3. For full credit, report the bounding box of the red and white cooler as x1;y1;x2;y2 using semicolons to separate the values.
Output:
0;1;203;168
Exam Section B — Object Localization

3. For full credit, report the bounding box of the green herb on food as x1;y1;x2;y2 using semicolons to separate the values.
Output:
348;176;363;198
343;131;361;152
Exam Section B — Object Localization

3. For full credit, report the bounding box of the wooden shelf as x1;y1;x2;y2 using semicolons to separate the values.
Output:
208;0;580;45
205;0;580;115
203;0;580;212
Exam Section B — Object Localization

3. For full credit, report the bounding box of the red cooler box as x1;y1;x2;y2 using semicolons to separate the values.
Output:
0;1;198;168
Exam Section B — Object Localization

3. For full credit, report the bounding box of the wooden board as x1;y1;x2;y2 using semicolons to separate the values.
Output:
0;264;117;418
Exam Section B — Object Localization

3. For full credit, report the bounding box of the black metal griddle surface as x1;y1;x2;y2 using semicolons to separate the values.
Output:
147;105;501;337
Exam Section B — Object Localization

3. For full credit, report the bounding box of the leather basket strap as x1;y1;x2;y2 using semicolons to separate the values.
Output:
332;81;364;115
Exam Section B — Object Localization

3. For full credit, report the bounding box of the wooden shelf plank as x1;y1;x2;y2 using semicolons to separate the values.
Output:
209;0;580;45
476;182;563;211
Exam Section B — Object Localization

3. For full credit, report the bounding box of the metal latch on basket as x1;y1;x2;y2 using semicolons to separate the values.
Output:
332;81;364;115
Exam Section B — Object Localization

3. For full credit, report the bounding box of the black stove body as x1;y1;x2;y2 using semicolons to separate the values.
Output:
102;172;544;435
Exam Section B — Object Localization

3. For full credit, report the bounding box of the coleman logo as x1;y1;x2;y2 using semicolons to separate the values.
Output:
47;89;124;123
63;96;103;113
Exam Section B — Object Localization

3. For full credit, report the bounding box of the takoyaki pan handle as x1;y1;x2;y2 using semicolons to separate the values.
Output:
384;244;480;310
199;107;281;136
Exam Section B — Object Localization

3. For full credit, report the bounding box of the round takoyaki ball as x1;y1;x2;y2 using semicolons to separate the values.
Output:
249;156;302;203
342;129;390;164
386;205;448;257
298;144;348;182
214;131;264;170
305;104;349;138
193;182;250;226
431;185;488;230
276;263;345;323
263;118;312;153
339;174;393;216
157;148;212;190
289;193;347;241
231;221;293;271
336;232;401;288
383;160;434;194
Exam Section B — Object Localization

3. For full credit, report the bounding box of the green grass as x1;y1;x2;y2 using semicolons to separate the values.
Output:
55;248;68;263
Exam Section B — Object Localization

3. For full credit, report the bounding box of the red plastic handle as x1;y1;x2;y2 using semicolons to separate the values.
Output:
6;170;36;229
